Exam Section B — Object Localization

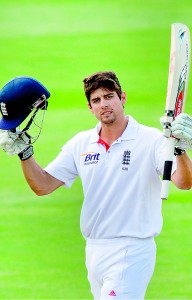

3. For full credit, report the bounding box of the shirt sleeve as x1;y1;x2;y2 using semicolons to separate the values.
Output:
44;139;78;188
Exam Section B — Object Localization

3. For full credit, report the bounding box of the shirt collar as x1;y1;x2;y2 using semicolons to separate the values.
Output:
90;123;101;143
120;116;139;141
90;115;139;144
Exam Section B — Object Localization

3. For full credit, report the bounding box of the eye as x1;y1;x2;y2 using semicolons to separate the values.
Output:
105;94;113;99
92;98;100;104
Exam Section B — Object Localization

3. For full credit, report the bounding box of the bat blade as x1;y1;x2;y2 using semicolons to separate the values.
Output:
161;23;191;200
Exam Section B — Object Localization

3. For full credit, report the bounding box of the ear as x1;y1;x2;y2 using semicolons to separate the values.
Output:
121;92;127;105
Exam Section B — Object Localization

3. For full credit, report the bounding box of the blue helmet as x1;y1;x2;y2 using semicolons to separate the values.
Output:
0;76;50;130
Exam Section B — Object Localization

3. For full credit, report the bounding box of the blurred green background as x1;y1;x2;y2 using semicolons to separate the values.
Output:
0;0;192;298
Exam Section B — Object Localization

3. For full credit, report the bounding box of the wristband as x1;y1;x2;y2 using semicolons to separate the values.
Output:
174;147;185;156
18;145;34;161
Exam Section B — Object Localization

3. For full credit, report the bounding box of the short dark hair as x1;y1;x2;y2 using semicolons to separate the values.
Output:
83;71;122;102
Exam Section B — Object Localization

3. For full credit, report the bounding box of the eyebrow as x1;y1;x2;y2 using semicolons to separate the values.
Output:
90;92;115;102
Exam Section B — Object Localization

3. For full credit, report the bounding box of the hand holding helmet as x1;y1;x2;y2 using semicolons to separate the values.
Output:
0;129;33;160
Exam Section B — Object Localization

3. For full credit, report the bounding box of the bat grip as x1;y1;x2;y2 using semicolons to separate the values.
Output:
161;137;176;200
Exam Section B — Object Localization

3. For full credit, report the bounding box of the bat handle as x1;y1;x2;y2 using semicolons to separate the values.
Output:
161;137;176;200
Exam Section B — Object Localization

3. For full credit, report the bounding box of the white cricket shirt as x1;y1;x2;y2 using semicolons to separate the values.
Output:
45;116;176;239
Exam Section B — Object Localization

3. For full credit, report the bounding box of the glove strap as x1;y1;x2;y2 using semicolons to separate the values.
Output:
174;147;186;156
18;145;34;161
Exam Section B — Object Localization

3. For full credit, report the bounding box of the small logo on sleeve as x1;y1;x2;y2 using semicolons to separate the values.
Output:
81;152;100;165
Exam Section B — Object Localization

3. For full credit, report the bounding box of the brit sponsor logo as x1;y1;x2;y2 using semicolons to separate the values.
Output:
81;152;100;165
0;102;8;116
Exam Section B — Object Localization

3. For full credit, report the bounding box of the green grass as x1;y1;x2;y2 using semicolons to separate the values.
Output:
0;0;192;299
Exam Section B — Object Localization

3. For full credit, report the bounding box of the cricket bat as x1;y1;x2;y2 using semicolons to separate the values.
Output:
161;23;191;200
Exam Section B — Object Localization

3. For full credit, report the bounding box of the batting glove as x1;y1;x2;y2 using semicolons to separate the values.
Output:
0;129;33;160
171;113;192;151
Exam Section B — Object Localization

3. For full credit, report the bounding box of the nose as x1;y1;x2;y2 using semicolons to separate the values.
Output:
100;98;108;107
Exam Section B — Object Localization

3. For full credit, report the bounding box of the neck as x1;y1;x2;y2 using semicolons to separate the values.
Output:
99;116;128;145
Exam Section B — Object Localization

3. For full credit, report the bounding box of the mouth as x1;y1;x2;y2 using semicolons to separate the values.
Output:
101;110;112;116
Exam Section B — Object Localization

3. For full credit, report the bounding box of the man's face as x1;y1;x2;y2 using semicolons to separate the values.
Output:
88;88;126;125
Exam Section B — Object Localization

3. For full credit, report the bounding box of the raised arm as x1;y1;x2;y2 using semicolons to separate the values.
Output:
0;130;64;196
20;156;64;196
171;153;192;189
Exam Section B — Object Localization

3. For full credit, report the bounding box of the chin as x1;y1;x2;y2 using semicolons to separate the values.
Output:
102;118;116;124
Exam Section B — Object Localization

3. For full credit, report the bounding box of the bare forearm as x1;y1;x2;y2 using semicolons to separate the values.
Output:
171;152;192;189
20;156;63;195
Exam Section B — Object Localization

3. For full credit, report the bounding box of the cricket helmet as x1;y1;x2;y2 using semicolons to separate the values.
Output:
0;76;50;130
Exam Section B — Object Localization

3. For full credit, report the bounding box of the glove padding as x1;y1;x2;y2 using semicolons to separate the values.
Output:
171;113;192;139
0;129;31;155
171;113;192;150
160;113;192;150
